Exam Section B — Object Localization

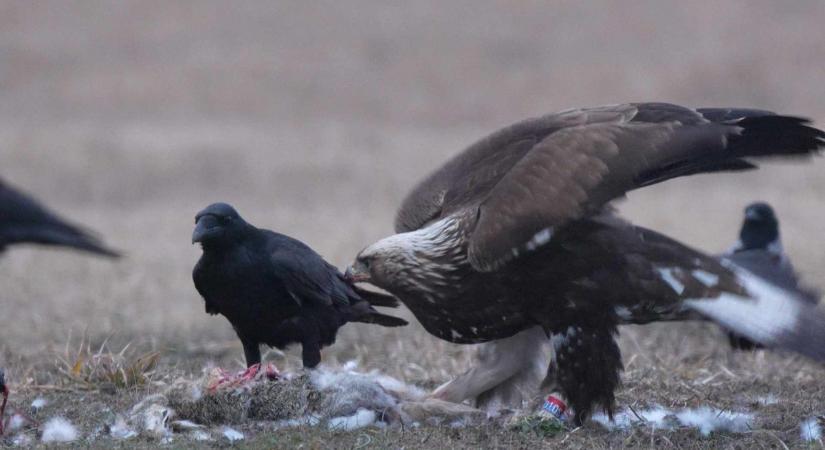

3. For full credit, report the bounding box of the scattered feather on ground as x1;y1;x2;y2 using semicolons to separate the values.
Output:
164;363;484;429
40;417;79;443
800;417;823;442
592;406;754;436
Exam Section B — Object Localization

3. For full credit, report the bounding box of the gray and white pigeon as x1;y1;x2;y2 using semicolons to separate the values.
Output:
722;202;819;349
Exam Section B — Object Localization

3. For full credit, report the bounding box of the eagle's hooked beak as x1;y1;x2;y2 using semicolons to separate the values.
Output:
344;261;371;283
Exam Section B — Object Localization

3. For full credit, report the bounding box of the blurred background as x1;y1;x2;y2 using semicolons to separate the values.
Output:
1;0;824;383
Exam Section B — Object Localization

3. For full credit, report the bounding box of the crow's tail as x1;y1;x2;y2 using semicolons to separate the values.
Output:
353;311;409;327
351;284;401;308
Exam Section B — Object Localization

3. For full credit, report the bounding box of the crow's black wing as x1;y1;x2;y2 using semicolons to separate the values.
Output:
0;178;118;256
268;240;350;308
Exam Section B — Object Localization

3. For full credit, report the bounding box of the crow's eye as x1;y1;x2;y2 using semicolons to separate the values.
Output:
222;216;233;224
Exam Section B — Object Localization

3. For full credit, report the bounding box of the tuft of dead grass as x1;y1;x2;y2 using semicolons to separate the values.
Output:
55;333;159;390
511;415;567;438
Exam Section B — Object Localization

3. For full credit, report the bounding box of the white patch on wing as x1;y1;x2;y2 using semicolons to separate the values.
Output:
550;334;566;353
615;306;632;320
450;329;463;340
551;326;579;352
684;264;800;345
656;267;685;294
525;227;554;251
692;270;719;287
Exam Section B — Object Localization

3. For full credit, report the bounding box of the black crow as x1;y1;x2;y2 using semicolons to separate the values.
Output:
192;203;407;369
0;177;118;257
0;369;7;436
723;202;819;350
346;103;825;423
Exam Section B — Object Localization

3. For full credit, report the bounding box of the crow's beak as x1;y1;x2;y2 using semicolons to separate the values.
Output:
192;215;220;244
344;261;371;283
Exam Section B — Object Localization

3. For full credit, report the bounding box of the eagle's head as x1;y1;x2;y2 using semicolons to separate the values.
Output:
346;216;468;295
346;234;427;290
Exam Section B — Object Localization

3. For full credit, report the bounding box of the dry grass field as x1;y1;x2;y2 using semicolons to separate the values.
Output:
1;1;825;447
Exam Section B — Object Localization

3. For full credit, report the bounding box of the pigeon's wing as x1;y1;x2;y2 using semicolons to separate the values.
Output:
723;250;820;304
0;179;118;256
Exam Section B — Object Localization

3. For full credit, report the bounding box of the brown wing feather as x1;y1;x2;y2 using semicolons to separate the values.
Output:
466;108;823;271
393;104;640;233
469;121;684;271
394;103;823;271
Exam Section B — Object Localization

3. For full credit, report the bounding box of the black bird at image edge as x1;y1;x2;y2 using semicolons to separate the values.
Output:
0;177;119;257
1;178;119;434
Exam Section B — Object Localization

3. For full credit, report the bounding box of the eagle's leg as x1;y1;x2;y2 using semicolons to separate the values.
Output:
432;327;548;406
544;324;622;426
474;327;552;412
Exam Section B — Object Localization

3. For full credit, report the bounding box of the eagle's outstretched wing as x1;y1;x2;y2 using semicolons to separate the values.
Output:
395;103;824;271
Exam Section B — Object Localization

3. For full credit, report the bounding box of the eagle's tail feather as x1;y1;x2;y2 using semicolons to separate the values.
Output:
637;114;824;188
726;115;825;158
685;264;825;361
